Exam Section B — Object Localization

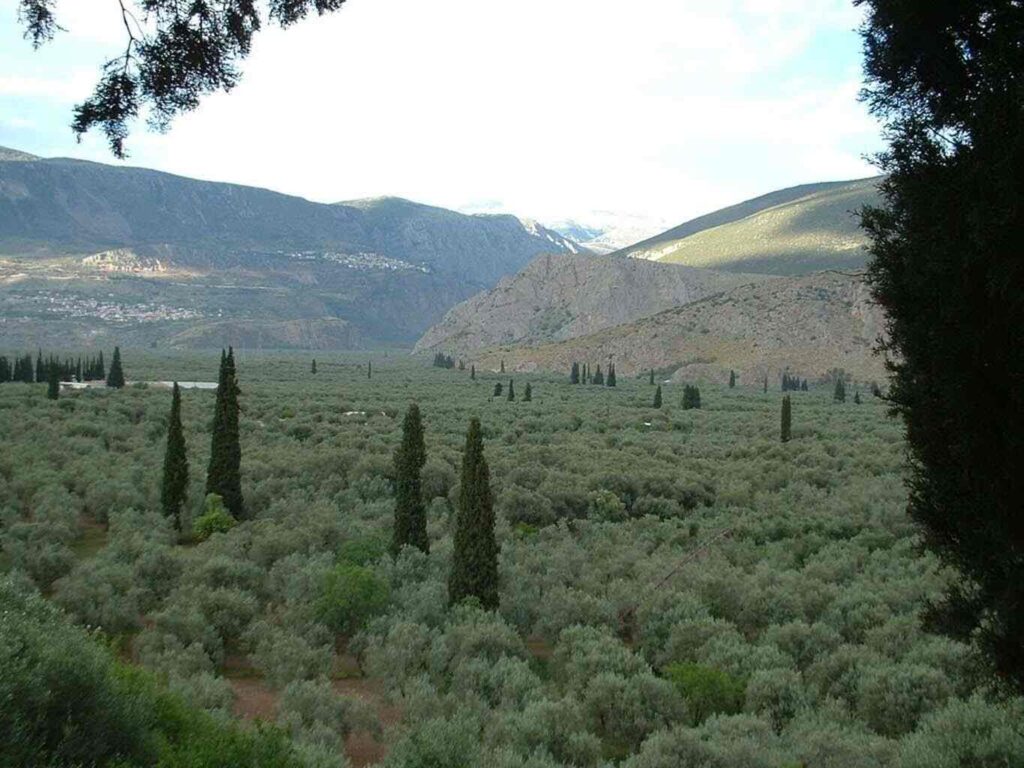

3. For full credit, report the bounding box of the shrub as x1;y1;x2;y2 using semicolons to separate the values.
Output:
316;563;390;636
663;662;746;725
192;494;237;541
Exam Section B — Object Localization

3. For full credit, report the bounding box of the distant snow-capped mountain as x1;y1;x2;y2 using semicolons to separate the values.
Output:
547;212;671;254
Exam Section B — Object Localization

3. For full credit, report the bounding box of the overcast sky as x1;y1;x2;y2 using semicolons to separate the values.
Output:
0;0;883;228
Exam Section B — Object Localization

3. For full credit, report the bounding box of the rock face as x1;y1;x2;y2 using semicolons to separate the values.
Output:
470;272;889;384
0;148;584;348
415;252;768;355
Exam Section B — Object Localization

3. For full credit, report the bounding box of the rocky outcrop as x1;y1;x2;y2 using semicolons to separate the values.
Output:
415;252;768;354
469;271;889;384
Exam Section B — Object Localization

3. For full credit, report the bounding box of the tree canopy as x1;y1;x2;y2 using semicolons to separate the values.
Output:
17;0;349;157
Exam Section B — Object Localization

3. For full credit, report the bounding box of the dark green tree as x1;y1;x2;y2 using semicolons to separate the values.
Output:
160;383;189;532
854;390;862;405
593;365;604;386
729;370;736;388
607;364;617;387
507;380;515;401
470;365;476;381
500;359;505;374
46;364;59;400
493;382;503;398
653;385;662;409
833;377;846;403
649;368;655;386
781;395;792;443
449;418;499;610
682;385;702;410
856;0;1024;690
392;403;428;555
763;374;768;394
106;347;125;389
206;348;244;519
311;359;317;374
570;362;580;385
367;360;372;379
524;382;532;402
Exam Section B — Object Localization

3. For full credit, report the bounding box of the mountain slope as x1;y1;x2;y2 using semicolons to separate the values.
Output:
618;177;882;275
0;148;584;348
415;252;769;355
471;272;887;384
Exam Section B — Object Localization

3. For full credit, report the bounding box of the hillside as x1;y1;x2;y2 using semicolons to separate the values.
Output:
0;148;583;348
618;177;882;274
415;252;769;355
469;271;888;384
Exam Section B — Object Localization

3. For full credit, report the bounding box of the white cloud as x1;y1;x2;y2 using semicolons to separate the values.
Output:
1;0;883;225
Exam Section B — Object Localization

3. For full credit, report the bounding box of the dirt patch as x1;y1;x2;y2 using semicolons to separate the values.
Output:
229;677;279;722
334;676;402;768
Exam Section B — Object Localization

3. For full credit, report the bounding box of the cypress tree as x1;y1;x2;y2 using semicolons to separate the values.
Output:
682;385;702;410
161;383;189;532
854;390;862;405
35;350;44;383
206;348;244;519
493;382;503;398
729;370;736;388
833;377;846;403
801;379;809;392
570;362;580;385
653;385;662;409
507;380;515;401
781;395;792;443
46;364;59;400
311;359;317;374
500;359;505;374
649;368;655;386
0;356;9;382
449;418;499;610
607;364;616;387
470;364;476;381
763;374;768;394
367;360;372;379
106;346;125;388
524;382;532;402
97;351;105;380
392;403;428;555
593;365;604;386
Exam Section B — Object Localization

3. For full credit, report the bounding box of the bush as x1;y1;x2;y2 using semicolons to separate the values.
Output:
663;662;746;724
316;563;389;636
193;494;237;541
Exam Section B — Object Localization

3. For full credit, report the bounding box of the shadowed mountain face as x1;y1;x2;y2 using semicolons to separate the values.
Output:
616;177;882;274
0;149;583;349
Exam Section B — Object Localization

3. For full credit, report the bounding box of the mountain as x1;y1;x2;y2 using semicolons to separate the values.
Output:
415;252;769;355
467;271;888;384
617;177;882;274
549;211;671;255
0;148;585;349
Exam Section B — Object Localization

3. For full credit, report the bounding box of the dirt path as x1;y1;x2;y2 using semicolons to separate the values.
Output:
227;653;400;768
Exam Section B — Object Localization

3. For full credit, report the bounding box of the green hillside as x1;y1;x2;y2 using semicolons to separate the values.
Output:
619;177;882;275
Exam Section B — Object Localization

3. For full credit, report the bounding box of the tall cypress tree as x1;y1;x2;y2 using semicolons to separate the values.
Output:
729;370;736;388
507;380;515;401
392;403;428;555
311;359;317;374
781;395;792;443
607;364;616;387
570;362;580;385
833;377;846;403
161;382;189;532
97;351;105;380
653;385;662;409
449;418;499;610
206;348;244;519
763;374;768;394
46;364;59;400
500;359;505;374
470;364;476;381
367;360;372;379
649;368;655;386
35;350;44;383
523;382;532;402
106;346;125;389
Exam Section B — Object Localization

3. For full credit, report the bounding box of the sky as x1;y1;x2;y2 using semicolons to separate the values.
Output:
0;0;883;231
